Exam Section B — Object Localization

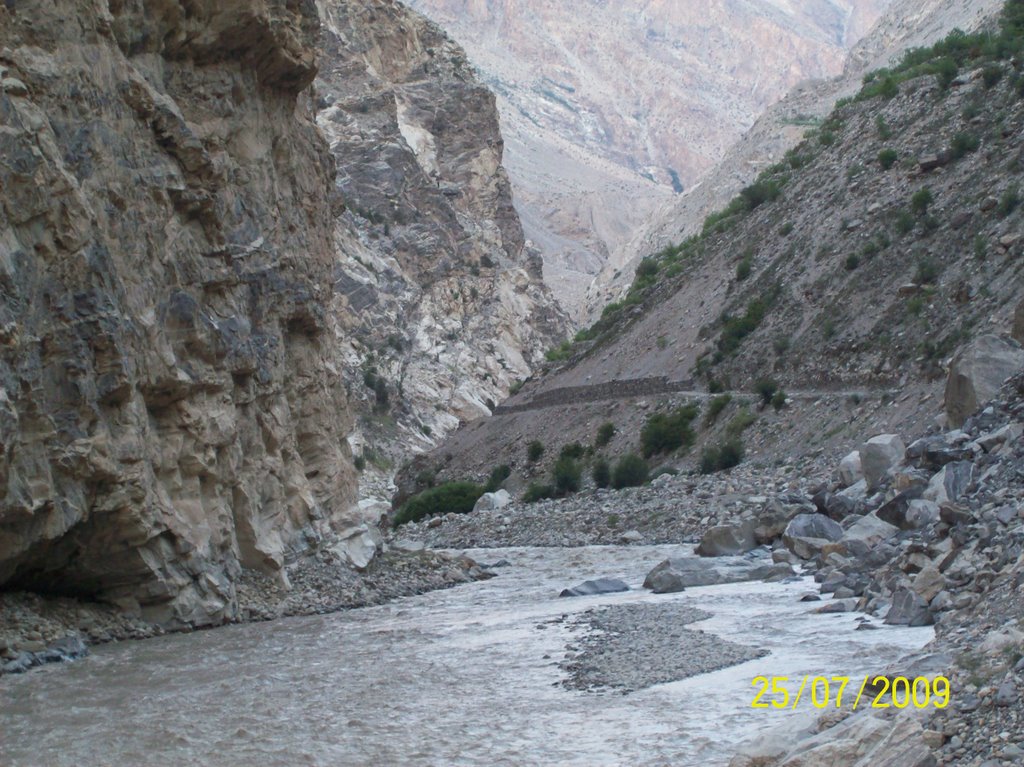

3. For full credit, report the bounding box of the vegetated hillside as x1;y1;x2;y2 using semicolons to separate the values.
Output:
401;3;1024;502
0;0;358;626
591;0;1006;317
407;0;890;318
315;0;568;500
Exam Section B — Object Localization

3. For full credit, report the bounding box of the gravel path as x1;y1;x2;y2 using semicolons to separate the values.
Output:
557;602;769;693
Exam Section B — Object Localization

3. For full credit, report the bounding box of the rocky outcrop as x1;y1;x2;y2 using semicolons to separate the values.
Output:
944;334;1024;428
314;0;566;476
0;0;359;626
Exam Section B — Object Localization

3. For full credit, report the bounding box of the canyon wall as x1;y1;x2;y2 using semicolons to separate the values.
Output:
0;0;359;626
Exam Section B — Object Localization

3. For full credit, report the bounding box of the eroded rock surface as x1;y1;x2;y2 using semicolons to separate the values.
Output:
0;0;359;626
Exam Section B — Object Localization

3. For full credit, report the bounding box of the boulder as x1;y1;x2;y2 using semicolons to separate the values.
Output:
755;497;814;543
473;489;512;513
923;461;976;504
332;525;383;571
876;487;925;529
1014;299;1024;344
906;500;941;529
697;520;757;556
885;588;934;626
860;434;906;490
559;578;629;598
913;566;946;603
784;514;843;541
945;334;1024;428
976;422;1023;452
838;450;863;487
643;558;723;593
843;513;900;547
750;563;795;582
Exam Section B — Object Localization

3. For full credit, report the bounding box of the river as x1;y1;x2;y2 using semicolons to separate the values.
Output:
0;545;933;766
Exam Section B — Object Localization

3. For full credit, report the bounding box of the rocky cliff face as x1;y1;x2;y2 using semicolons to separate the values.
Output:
408;0;890;317
0;0;358;626
314;0;567;491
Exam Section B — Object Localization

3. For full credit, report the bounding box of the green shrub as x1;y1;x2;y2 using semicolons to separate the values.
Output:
915;258;940;284
484;465;512;492
736;255;753;281
545;340;573;362
771;391;788;411
780;222;794;236
719;294;774;354
509;379;525;395
878;148;898;169
595;422;616;447
950;132;980;159
699;439;745;474
726;409;757;438
523;483;554;503
998;185;1021;218
845;253;861;271
895;209;915;235
773;336;791;356
560;442;586;460
739;179;781;210
705;394;733;426
640;404;699;457
911;187;933;216
612;454;649;489
527;440;545;462
876;115;892;140
592;458;611;489
907;296;925;316
394;482;485;527
755;378;780;406
354;455;367;472
983;64;1004;88
552;455;582;496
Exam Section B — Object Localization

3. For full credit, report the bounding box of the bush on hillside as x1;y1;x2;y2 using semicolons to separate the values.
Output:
700;440;745;475
393;482;484;527
552;456;582;497
484;465;511;493
612;454;649;489
640;404;699;457
592;458;611;489
527;440;545;462
595;422;617;448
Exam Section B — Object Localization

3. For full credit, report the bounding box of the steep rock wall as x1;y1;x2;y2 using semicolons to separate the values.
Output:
315;0;567;485
0;0;358;626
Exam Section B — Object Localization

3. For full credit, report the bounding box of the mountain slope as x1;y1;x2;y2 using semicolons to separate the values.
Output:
594;0;1006;312
408;0;891;318
402;3;1024;496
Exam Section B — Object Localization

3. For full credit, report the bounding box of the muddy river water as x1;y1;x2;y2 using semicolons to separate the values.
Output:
0;545;933;766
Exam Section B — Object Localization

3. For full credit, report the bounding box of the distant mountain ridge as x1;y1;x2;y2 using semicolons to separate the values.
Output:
407;0;891;319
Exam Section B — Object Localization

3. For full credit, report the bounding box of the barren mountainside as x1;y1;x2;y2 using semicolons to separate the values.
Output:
404;6;1024;498
595;0;1006;311
408;0;891;318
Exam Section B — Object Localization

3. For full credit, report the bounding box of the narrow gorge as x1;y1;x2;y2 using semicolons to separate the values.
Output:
2;1;1024;766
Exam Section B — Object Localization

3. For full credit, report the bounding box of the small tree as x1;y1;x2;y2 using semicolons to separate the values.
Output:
552;456;582;497
755;378;780;406
527;440;545;463
612;454;649;489
911;187;933;216
595;422;616;448
592;458;611;489
484;465;511;492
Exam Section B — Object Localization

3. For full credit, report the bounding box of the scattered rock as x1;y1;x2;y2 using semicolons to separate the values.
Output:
860;434;906;490
945;334;1024;428
559;578;630;598
696;520;757;556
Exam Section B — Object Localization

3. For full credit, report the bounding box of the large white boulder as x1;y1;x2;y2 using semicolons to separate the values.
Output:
860;434;906;490
837;450;863;487
945;334;1024;428
473;489;512;513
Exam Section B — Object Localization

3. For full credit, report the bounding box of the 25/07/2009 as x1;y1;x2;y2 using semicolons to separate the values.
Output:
751;675;951;711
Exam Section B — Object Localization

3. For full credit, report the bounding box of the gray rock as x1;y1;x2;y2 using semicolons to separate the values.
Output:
843;512;900;547
838;450;863;487
749;563;795;582
784;513;843;541
906;499;940;529
473;490;512;513
696;520;757;556
995;678;1018;707
876;487;925;529
945;334;1024;428
885;588;934;626
861;434;907;490
619;530;643;543
754;497;814;542
559;578;630;598
643;558;723;593
923;461;976;504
